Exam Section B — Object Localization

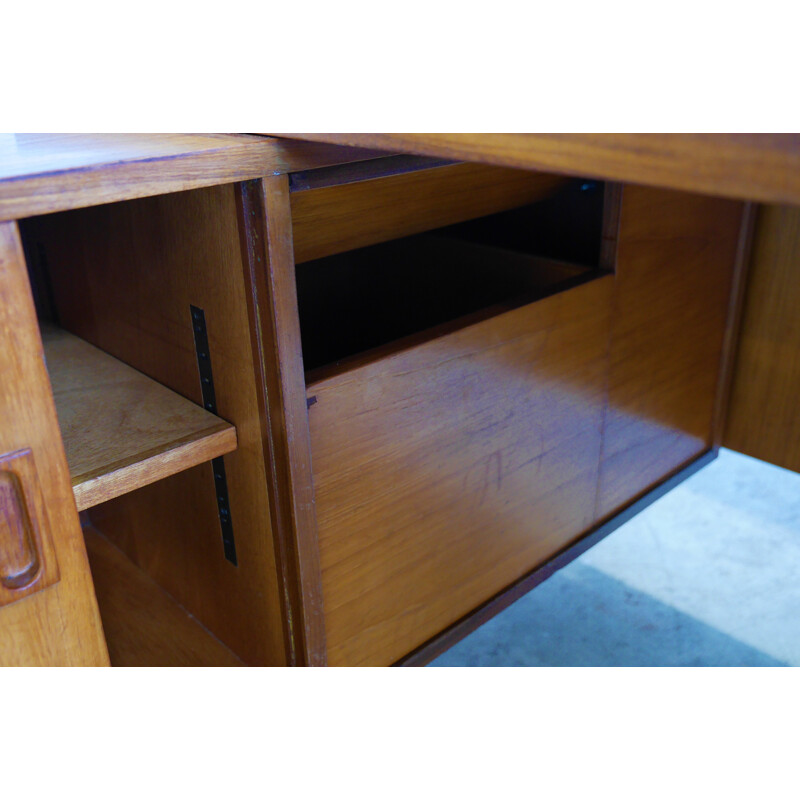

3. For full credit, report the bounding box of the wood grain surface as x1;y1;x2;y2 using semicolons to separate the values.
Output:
711;203;757;448
84;527;245;667
596;186;744;520
237;177;326;666
308;276;614;666
397;450;717;666
0;448;61;607
291;162;568;263
43;325;237;511
0;133;386;222
724;204;800;472
84;526;244;666
0;221;108;665
28;185;288;665
275;133;800;205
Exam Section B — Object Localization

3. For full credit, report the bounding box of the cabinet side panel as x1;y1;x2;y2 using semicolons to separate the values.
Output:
724;205;800;473
597;186;743;520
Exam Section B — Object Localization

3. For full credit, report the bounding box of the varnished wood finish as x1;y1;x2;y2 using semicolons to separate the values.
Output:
397;449;717;666
84;526;244;667
725;205;800;471
43;325;237;511
29;186;287;665
3;134;770;666
712;203;757;448
600;183;624;271
308;276;614;666
289;154;454;191
0;449;60;607
299;238;591;380
277;134;800;205
0;133;386;222
236;177;326;666
0;222;107;665
596;186;744;520
290;162;569;263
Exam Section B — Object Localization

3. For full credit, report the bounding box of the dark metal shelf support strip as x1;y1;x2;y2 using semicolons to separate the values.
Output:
191;304;238;565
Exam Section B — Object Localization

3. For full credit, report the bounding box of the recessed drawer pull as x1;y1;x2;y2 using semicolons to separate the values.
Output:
0;448;60;607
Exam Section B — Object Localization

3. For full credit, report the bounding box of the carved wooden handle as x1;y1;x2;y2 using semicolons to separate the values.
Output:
0;470;41;590
0;449;59;606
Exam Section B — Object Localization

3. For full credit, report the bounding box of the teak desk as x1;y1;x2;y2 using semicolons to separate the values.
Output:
0;133;798;666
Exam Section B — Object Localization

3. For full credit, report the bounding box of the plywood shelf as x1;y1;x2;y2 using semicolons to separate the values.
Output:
42;325;237;510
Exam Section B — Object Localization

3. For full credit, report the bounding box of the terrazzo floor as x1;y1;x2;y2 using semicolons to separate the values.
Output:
430;449;800;667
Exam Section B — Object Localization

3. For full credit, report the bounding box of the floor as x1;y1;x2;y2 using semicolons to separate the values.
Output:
430;449;800;667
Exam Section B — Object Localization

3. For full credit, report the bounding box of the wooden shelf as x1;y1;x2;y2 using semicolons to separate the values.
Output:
42;325;237;511
84;527;244;667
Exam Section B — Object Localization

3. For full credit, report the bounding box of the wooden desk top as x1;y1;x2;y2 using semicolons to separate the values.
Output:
0;133;383;221
274;133;800;206
7;133;797;221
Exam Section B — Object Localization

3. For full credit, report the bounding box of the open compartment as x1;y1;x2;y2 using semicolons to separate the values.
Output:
17;183;286;666
299;170;620;665
20;208;241;517
296;177;610;378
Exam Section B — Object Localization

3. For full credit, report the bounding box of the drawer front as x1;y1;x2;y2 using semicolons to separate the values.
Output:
307;275;614;666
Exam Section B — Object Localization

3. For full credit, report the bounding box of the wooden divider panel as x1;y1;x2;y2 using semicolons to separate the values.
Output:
309;276;614;666
596;185;744;520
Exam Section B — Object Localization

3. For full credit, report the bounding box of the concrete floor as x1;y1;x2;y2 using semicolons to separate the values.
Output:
430;449;800;667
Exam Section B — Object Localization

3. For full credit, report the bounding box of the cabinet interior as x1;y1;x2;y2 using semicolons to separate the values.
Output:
296;178;609;378
18;188;252;667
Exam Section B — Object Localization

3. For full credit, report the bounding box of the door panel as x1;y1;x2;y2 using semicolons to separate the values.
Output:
0;221;108;666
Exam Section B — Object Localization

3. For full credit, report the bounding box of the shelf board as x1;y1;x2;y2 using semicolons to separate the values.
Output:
42;325;237;511
84;527;245;667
